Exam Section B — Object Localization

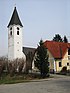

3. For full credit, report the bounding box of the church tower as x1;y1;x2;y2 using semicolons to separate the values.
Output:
7;7;26;61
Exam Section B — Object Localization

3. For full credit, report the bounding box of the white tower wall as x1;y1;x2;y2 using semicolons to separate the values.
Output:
8;25;25;60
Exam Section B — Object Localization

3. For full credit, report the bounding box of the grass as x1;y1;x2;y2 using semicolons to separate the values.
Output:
0;76;26;84
0;78;30;84
0;73;31;84
0;73;51;84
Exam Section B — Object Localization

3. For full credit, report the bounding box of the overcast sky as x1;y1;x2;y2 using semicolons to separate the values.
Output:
0;0;70;56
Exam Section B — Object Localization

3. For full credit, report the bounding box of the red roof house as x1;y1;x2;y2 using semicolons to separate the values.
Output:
44;40;70;59
44;40;70;72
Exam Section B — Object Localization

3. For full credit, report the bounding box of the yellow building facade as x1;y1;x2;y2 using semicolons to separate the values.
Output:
48;50;70;72
45;41;70;73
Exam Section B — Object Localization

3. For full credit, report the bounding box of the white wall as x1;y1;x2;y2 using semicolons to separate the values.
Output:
8;25;25;60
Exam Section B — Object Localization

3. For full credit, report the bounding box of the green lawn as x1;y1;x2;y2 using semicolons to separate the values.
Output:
0;73;51;84
0;73;39;84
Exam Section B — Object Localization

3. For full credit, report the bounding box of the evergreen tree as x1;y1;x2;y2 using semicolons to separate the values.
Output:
34;39;49;78
63;36;68;43
53;34;63;42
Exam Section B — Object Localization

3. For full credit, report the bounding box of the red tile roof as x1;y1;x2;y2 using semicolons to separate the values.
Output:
44;40;70;59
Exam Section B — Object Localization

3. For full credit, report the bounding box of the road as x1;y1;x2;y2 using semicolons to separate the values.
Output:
0;74;70;93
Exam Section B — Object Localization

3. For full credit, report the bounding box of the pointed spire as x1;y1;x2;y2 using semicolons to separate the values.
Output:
7;7;23;27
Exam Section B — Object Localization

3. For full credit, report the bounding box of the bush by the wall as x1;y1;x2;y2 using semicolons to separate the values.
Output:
60;66;67;75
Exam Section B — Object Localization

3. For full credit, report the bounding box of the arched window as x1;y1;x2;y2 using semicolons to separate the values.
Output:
10;27;12;30
17;27;19;30
17;31;19;35
17;27;19;35
10;31;12;35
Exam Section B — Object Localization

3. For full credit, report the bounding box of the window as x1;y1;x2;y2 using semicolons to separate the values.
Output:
17;42;19;44
10;31;12;35
17;31;19;35
17;27;19;30
68;56;70;60
17;27;19;35
59;62;62;67
67;63;69;66
10;27;12;30
68;48;70;55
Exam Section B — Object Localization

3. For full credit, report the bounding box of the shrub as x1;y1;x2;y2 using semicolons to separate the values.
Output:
0;64;3;76
60;66;67;75
17;58;25;73
8;58;26;76
8;62;16;76
0;57;27;76
0;57;8;76
61;66;67;72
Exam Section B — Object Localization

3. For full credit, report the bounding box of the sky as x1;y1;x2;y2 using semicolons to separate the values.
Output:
0;0;70;56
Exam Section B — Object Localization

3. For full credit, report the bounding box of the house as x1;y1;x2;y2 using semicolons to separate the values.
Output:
44;40;70;72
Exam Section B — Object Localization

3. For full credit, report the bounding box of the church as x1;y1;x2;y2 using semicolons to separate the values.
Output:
7;7;70;73
7;7;35;62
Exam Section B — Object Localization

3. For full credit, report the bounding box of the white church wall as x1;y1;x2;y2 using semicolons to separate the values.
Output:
8;27;14;60
8;25;25;60
13;25;23;59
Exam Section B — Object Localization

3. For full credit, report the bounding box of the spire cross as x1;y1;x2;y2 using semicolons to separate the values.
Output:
14;3;16;8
